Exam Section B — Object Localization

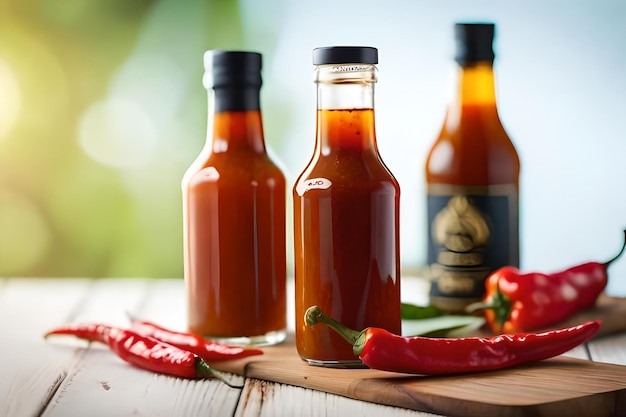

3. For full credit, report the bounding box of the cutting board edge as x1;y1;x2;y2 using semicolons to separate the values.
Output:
215;348;626;417
241;363;626;417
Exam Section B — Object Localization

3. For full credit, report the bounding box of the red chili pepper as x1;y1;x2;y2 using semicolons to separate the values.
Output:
468;230;626;333
127;316;263;361
305;306;600;375
44;324;240;387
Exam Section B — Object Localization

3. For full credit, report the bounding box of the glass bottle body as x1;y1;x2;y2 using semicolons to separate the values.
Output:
183;84;287;346
426;61;520;313
294;63;401;366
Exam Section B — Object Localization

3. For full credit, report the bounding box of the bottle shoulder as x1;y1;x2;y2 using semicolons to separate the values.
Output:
426;119;520;186
429;126;518;156
184;149;285;187
294;151;399;196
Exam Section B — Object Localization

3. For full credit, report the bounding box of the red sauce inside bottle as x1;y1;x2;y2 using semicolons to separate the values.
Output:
426;103;519;187
184;111;286;339
294;108;401;363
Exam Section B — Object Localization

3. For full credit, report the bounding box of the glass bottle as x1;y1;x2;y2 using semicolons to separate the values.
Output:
294;46;402;366
182;50;287;346
425;23;520;313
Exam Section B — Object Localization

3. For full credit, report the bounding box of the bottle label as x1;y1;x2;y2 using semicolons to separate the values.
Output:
426;184;519;309
295;177;332;195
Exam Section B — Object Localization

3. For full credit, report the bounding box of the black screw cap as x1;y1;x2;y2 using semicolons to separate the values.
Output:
313;46;378;65
454;23;495;64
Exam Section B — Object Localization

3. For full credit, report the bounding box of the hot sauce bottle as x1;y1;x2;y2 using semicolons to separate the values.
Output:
294;46;402;366
426;23;520;313
182;51;287;346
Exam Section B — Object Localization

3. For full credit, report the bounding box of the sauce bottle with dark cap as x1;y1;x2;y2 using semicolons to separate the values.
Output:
294;46;401;366
183;50;287;346
425;23;520;313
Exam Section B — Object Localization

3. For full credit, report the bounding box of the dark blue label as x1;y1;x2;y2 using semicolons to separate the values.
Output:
426;185;519;309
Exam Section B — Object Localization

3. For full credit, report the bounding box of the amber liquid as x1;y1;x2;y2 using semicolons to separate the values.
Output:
426;63;519;186
426;104;519;186
183;111;287;344
294;108;401;364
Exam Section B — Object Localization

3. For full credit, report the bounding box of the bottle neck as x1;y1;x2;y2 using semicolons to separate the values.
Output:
206;87;265;153
449;61;499;115
315;64;377;152
441;61;500;133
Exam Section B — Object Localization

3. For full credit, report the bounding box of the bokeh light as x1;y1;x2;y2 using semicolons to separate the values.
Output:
0;59;21;141
78;97;158;169
0;190;52;275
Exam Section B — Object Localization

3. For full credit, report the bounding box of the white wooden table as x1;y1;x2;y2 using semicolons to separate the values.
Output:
1;277;625;417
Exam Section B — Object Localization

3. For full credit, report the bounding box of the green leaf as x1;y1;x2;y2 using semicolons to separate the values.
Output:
402;315;485;337
401;303;444;320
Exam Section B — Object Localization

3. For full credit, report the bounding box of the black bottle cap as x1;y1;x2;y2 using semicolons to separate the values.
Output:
454;23;495;64
312;46;378;65
204;50;262;88
203;50;262;111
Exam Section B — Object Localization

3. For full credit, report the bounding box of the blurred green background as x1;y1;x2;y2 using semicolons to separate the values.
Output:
2;0;626;287
0;0;257;277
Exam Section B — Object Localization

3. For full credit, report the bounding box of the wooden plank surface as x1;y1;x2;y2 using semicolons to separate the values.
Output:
0;278;93;417
234;380;437;417
550;293;626;337
588;332;626;366
0;278;436;417
37;278;244;417
41;346;242;417
2;277;625;417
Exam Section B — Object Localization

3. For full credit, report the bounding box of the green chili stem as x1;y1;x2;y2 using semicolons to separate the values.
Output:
465;278;512;328
195;358;243;389
304;305;364;348
604;229;626;267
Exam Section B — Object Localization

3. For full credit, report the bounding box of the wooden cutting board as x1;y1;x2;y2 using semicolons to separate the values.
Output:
214;337;626;417
212;295;626;417
545;293;626;337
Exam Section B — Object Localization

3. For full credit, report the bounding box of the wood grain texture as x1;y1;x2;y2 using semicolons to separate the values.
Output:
234;379;439;417
549;294;626;337
0;278;93;417
41;348;242;417
588;332;626;365
37;278;243;417
2;277;626;417
211;333;626;417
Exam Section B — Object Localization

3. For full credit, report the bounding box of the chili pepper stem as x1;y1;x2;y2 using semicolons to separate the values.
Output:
604;229;626;267
465;278;512;329
305;306;367;355
195;358;243;389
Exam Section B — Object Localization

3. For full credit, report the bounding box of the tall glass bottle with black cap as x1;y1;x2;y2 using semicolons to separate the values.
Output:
425;23;520;313
294;46;401;366
182;50;287;346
